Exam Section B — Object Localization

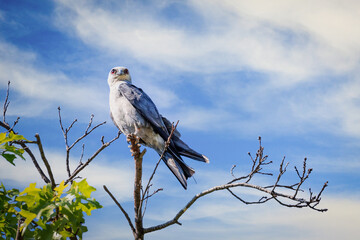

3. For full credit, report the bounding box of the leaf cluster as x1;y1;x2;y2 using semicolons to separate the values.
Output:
0;179;101;240
0;183;20;239
0;132;26;165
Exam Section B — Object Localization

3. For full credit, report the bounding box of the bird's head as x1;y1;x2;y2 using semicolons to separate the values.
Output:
108;66;132;86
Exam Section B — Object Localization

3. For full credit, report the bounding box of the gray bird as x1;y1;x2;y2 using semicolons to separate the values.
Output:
108;66;209;189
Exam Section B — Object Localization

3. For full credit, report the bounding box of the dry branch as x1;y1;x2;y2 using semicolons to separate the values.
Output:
35;134;56;189
58;107;106;177
103;185;135;234
64;131;120;185
143;136;328;235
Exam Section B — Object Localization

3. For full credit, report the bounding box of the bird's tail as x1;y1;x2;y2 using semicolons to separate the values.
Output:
161;116;209;163
172;135;210;163
161;151;195;189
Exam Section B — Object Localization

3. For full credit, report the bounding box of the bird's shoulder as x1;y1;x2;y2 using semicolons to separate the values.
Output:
117;82;146;100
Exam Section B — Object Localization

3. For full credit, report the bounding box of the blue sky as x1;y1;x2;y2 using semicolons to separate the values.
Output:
1;0;360;239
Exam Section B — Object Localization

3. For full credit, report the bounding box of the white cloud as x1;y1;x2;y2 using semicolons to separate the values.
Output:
52;0;360;138
0;41;108;120
54;0;360;80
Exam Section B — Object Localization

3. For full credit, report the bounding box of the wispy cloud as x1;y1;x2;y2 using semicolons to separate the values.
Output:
0;40;108;120
54;0;360;78
52;0;360;138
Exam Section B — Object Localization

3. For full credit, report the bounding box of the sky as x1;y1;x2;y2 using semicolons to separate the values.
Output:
0;0;360;239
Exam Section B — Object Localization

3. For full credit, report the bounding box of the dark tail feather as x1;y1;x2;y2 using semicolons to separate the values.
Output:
161;116;209;163
161;152;195;189
172;135;210;163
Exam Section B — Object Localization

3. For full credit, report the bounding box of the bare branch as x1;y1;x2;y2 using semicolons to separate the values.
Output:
58;107;107;177
144;137;327;234
79;143;85;164
35;134;56;188
230;165;237;178
293;158;312;198
64;131;121;185
227;188;273;205
19;141;50;184
68;118;106;150
271;156;289;193
57;106;67;136
103;185;135;234
144;178;327;234
3;81;10;123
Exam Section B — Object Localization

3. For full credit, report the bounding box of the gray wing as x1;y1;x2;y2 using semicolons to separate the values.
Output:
118;83;184;160
118;83;169;139
118;83;194;189
160;115;181;138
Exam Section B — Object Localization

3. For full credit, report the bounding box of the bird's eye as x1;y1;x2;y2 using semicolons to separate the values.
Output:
123;68;129;74
111;69;117;74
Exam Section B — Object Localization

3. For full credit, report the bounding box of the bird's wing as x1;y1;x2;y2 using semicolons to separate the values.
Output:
118;83;194;187
118;83;169;137
160;114;181;138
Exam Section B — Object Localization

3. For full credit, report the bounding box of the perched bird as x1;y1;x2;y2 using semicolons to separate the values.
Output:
108;66;209;189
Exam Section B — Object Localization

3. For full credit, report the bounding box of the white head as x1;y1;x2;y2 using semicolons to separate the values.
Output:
107;66;132;86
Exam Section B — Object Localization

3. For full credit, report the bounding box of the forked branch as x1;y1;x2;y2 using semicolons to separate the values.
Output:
143;136;328;234
64;131;121;185
58;107;106;177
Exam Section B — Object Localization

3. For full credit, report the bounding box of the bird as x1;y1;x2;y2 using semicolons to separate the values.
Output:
107;66;209;189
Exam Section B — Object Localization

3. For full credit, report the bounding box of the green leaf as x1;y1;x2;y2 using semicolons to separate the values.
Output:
4;143;25;159
0;132;26;144
0;132;6;143
76;179;96;198
19;209;36;228
54;181;68;197
16;195;35;205
7;132;26;142
1;132;26;166
1;153;16;165
19;183;41;195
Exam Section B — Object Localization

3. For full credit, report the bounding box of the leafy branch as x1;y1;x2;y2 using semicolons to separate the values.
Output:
0;81;119;239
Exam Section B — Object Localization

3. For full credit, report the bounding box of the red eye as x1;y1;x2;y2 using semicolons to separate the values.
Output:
111;69;117;74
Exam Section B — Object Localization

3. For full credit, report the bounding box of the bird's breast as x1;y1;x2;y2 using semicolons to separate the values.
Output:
109;89;145;134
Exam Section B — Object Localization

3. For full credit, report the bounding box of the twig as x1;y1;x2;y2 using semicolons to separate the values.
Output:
103;185;135;234
271;156;289;193
15;218;24;240
230;165;237;178
3;81;10;123
293;158;312;198
227;188;273;205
